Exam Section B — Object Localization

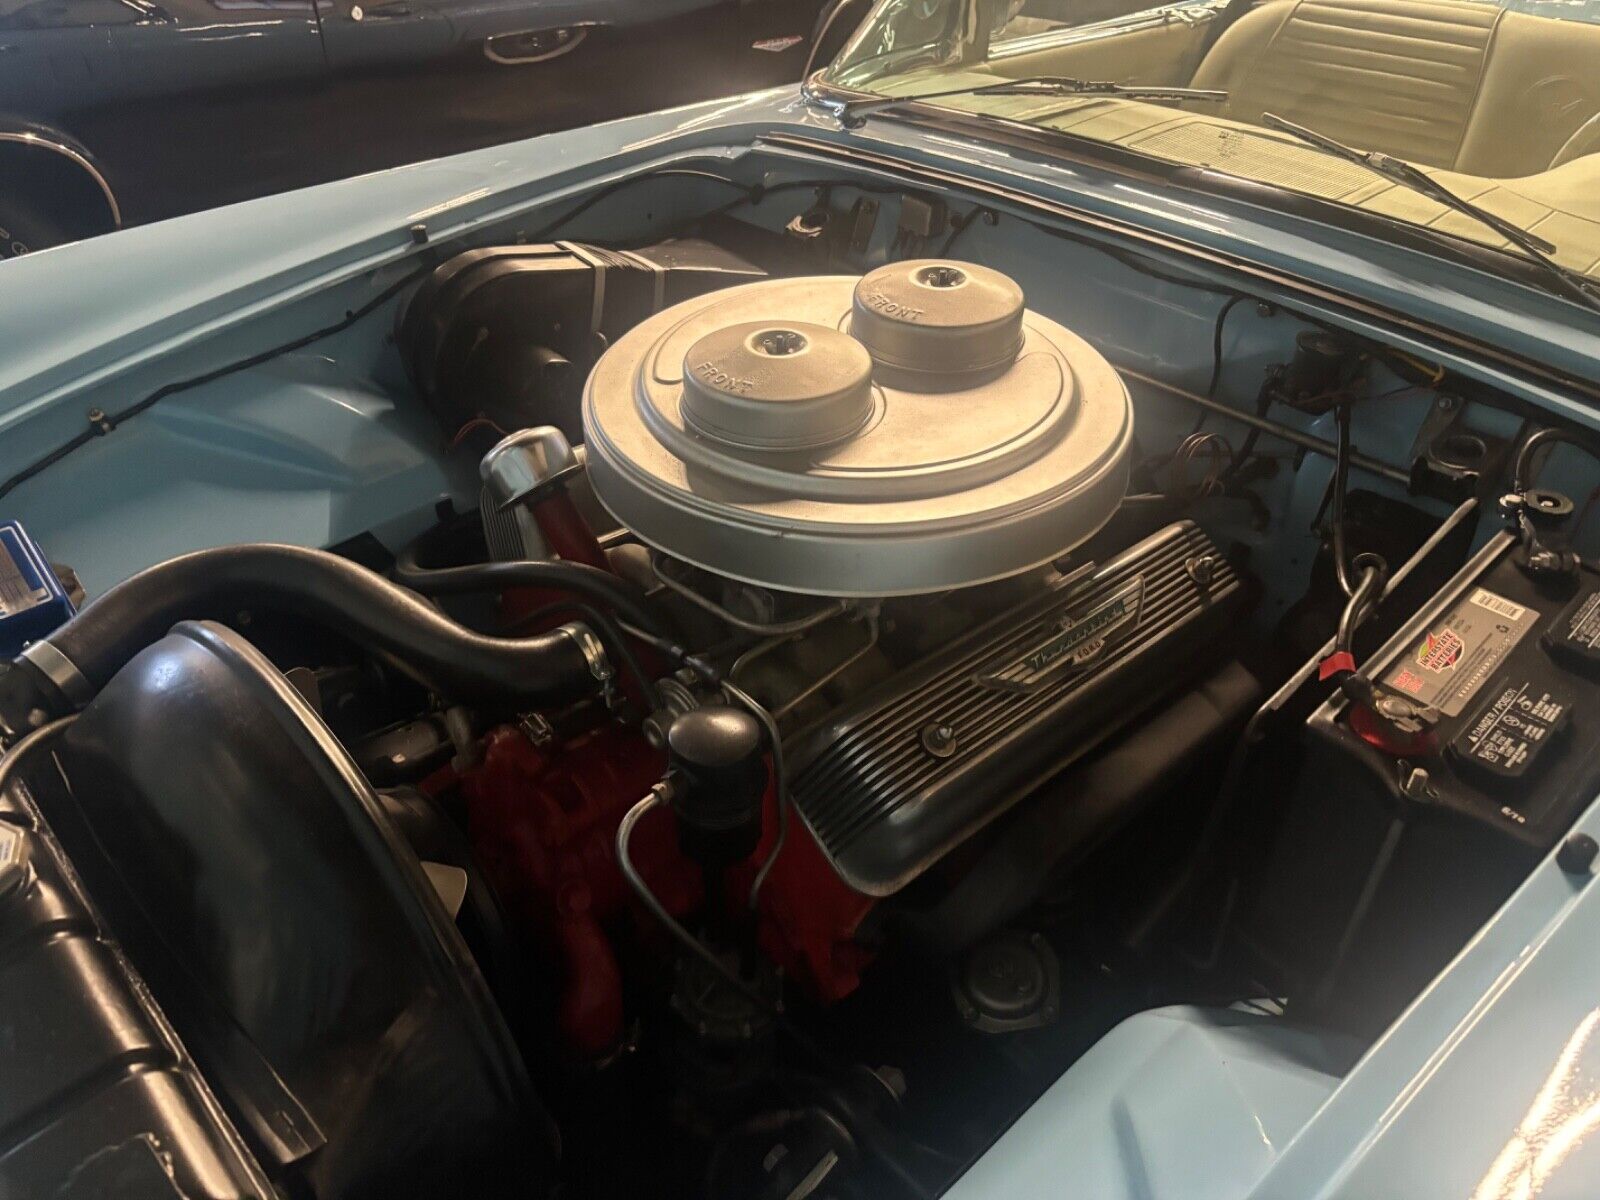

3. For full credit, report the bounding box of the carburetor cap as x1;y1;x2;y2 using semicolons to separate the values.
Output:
681;321;873;452
851;260;1025;390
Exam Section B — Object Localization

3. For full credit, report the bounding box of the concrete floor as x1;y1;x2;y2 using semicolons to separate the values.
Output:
63;2;822;228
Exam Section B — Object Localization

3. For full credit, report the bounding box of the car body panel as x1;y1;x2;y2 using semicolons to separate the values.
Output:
0;0;325;109
0;0;738;112
315;0;456;69
439;0;716;46
121;0;326;91
945;1005;1357;1200
1251;793;1600;1200
942;786;1600;1198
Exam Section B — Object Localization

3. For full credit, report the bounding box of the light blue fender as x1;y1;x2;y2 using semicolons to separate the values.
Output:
947;1006;1358;1200
946;786;1600;1200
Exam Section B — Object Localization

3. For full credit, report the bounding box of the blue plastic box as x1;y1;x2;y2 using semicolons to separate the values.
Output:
0;521;76;657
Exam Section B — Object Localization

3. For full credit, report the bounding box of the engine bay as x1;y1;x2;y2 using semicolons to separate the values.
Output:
3;164;1600;1199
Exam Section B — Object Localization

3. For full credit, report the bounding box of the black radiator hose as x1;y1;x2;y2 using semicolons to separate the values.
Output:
392;554;669;639
880;661;1262;958
2;543;605;724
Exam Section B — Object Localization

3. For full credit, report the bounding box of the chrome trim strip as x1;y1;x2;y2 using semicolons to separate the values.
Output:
0;131;121;228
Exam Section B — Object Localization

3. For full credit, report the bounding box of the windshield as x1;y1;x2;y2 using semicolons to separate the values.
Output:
825;0;1600;281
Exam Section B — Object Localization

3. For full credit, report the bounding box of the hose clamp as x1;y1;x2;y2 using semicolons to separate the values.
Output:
18;642;93;709
556;622;614;686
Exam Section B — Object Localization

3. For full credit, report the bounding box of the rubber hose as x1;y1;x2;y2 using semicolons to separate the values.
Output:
502;597;661;712
21;543;601;712
393;528;671;638
1512;425;1600;496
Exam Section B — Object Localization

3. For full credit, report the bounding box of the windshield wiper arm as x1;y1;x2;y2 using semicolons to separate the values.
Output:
825;76;1228;129
1262;112;1600;313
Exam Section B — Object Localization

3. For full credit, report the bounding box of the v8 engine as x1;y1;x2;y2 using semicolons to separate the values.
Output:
447;257;1247;1019
0;249;1263;1200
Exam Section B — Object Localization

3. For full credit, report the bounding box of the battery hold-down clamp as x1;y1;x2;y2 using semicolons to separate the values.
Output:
1318;552;1439;755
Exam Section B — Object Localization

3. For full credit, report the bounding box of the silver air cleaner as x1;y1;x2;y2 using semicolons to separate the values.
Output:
581;261;1133;597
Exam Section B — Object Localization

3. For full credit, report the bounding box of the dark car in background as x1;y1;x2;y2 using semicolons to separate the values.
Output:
0;0;825;255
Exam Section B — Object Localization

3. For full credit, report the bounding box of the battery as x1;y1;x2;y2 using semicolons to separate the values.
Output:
1241;529;1600;1034
1307;530;1600;844
0;522;76;658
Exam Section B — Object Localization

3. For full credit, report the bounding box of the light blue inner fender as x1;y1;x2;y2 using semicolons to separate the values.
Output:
947;1006;1356;1200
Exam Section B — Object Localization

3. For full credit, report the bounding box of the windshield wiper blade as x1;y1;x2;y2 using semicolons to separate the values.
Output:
1262;112;1600;313
825;76;1228;129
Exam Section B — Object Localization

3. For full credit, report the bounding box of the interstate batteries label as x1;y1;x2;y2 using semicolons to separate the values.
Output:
1382;588;1541;717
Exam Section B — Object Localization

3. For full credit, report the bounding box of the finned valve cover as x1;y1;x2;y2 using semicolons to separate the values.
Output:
582;261;1133;596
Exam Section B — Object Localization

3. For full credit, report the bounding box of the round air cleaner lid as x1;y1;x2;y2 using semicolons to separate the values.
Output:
680;322;873;451
582;265;1133;597
851;260;1025;390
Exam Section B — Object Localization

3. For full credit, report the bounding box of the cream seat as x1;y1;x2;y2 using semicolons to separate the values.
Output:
1189;0;1600;176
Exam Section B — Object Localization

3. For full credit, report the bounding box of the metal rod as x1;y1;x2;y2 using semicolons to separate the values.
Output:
1313;813;1405;1008
728;633;801;685
1118;366;1412;486
772;609;880;722
616;785;779;1012
1254;495;1480;720
616;770;850;1079
720;679;792;912
651;551;852;636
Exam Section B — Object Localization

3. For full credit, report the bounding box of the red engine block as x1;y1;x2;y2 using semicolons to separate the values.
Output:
457;720;875;1057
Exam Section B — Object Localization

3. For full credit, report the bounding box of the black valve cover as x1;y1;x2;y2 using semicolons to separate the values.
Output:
786;521;1249;896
